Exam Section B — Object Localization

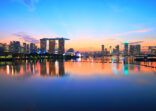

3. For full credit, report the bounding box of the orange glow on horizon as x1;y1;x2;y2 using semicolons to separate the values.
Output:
0;35;156;52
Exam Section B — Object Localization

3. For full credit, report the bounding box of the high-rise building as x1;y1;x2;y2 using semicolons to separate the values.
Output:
58;39;65;54
49;40;55;54
136;44;141;55
23;43;27;53
124;43;129;56
148;46;156;55
9;41;21;53
109;46;112;55
130;45;141;55
101;45;104;52
40;39;47;53
0;43;5;54
0;43;9;53
101;44;105;55
26;44;30;54
30;43;37;53
40;38;69;54
115;45;120;56
20;46;25;53
129;45;134;55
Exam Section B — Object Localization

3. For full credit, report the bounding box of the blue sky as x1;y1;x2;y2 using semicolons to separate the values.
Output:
0;0;156;51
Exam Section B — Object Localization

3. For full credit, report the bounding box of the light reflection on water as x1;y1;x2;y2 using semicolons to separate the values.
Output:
0;58;155;78
0;58;156;111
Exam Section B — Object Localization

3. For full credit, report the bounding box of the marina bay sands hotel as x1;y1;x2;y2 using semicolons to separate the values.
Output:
40;38;69;54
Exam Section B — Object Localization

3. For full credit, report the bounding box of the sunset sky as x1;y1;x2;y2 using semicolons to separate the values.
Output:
0;0;156;51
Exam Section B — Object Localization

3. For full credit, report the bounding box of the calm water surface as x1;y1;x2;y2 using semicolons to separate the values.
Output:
0;58;156;111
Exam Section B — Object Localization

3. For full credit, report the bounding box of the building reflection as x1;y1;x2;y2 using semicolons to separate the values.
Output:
58;61;65;76
122;57;142;75
40;60;65;77
0;58;155;77
49;61;56;76
0;60;65;77
40;60;47;76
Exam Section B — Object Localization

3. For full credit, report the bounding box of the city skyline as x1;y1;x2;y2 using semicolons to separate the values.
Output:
1;1;156;111
0;0;156;51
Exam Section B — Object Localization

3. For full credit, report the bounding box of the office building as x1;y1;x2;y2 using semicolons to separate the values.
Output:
101;44;105;55
149;46;156;55
124;43;129;56
109;46;112;55
23;43;27;53
30;43;37;53
40;38;69;54
58;39;65;54
115;45;120;56
0;43;5;54
9;41;21;53
40;39;47;53
49;40;55;54
26;44;30;54
130;45;141;55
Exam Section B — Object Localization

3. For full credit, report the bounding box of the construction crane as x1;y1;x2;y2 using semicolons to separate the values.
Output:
121;41;143;45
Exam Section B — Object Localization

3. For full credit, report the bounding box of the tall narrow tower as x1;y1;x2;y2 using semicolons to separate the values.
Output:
101;44;105;56
124;43;129;56
40;38;47;53
116;45;120;56
49;40;55;54
58;39;65;55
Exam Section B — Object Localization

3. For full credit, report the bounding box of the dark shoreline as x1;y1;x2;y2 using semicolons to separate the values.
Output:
0;54;79;61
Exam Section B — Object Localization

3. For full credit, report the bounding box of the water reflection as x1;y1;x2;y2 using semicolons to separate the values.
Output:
0;58;156;78
40;60;65;77
0;60;66;77
0;58;156;111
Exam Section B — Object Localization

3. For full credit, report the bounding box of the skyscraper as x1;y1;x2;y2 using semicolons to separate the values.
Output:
40;39;47;53
0;43;5;54
23;43;27;53
49;40;55;54
30;43;37;53
130;45;141;55
101;44;105;56
124;43;129;56
109;46;113;55
40;38;69;54
26;44;30;54
115;45;120;56
58;39;65;54
9;41;21;53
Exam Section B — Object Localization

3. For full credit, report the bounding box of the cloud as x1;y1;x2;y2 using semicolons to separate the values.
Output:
111;28;152;37
14;32;39;43
133;28;151;33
